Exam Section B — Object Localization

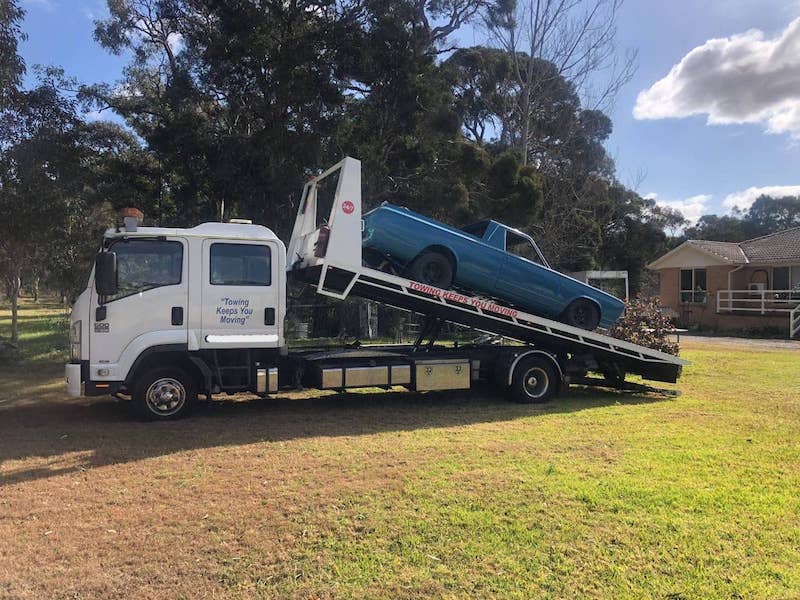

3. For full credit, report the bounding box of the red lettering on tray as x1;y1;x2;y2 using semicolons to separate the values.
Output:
408;280;519;319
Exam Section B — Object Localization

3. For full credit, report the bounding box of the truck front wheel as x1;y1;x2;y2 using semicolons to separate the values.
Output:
510;356;560;404
133;367;197;421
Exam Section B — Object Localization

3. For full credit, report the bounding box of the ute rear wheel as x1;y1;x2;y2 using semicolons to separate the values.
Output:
133;367;196;421
409;251;454;289
563;298;601;331
510;356;560;404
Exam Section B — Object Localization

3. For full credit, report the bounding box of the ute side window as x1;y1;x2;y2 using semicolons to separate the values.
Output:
107;239;183;302
210;243;271;286
506;231;548;267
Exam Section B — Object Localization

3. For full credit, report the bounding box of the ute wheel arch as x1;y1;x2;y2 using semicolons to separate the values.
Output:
408;245;457;289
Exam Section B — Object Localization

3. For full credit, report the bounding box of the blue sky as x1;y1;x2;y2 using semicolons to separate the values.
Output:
17;0;800;223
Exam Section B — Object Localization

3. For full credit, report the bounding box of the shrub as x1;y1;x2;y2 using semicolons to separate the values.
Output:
608;296;679;355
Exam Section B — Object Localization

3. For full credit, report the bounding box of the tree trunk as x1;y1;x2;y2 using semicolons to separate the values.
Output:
10;270;21;345
519;85;531;166
32;275;39;302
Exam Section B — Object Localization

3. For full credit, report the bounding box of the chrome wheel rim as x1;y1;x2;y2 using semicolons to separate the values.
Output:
145;377;186;416
523;367;549;399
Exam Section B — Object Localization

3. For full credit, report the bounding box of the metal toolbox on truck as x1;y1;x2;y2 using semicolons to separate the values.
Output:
413;358;471;391
314;363;412;389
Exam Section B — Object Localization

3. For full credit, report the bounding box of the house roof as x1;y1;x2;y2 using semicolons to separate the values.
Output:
647;226;800;269
740;227;800;263
687;240;748;263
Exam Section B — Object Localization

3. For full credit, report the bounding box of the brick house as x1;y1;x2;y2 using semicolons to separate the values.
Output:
647;227;800;335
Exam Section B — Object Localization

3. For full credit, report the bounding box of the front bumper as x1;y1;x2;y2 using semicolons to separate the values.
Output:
65;363;123;397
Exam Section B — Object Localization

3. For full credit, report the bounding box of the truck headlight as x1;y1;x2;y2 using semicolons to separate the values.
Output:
70;320;81;362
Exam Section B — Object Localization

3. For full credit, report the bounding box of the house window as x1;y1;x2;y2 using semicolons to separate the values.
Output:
774;266;800;296
680;268;707;303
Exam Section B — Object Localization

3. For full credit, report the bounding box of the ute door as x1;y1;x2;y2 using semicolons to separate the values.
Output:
89;237;188;380
200;240;282;349
495;230;561;317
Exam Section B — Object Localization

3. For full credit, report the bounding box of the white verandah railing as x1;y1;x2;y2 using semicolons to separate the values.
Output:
716;289;800;315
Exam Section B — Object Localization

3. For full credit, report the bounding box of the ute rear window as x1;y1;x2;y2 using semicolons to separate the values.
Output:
461;221;489;238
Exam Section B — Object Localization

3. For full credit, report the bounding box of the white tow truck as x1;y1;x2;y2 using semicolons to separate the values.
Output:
65;157;688;420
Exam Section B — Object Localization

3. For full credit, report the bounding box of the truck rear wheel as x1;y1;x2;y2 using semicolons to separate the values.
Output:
409;251;453;288
133;367;196;421
510;356;559;404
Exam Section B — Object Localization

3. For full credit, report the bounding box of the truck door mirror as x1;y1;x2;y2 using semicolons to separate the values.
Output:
95;251;118;297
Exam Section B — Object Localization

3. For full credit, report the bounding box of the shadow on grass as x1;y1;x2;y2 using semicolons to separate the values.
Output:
0;363;671;486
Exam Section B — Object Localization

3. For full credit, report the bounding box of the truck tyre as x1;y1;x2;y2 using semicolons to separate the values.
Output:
409;251;453;289
563;299;600;331
133;367;196;421
510;356;559;404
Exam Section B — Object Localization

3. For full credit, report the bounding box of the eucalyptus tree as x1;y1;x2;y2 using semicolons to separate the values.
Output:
0;0;25;106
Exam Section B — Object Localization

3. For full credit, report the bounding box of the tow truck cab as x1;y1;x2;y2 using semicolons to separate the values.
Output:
65;220;287;406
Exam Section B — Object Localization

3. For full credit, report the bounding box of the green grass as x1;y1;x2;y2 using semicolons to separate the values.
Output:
273;348;799;599
1;301;798;598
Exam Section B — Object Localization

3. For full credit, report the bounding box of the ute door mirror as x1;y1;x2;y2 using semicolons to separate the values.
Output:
95;251;118;297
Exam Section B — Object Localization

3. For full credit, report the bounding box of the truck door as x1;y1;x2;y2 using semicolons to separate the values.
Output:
199;239;282;348
495;231;561;317
89;237;188;377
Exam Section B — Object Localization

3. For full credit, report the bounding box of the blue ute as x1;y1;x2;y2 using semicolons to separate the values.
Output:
362;203;625;330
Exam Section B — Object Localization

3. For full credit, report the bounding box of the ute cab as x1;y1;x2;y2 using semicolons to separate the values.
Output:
66;211;286;415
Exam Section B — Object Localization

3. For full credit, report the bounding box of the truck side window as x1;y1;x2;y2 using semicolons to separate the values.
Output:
506;232;542;264
107;239;183;302
210;243;271;286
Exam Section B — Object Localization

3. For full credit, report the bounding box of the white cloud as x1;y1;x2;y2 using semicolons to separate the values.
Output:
167;32;184;55
634;17;800;138
645;192;712;225
722;185;800;211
